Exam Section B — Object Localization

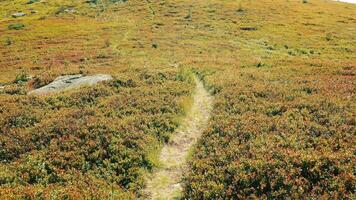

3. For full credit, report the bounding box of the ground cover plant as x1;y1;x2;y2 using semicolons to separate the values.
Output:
0;0;195;198
179;0;355;199
0;0;355;199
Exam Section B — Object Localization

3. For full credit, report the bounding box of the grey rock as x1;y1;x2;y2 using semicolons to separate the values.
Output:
64;8;76;13
12;12;26;18
0;84;6;94
29;74;113;95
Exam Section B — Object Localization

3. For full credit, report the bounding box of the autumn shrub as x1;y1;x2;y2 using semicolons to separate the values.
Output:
0;0;354;199
0;70;193;198
8;23;25;30
181;0;355;198
14;73;30;84
2;85;27;95
183;68;355;199
28;73;56;89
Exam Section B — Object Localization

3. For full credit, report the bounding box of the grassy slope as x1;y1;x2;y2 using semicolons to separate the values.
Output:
0;0;194;199
0;0;355;199
178;0;355;199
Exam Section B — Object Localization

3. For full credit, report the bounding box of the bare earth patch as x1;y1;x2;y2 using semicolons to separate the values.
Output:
144;78;213;200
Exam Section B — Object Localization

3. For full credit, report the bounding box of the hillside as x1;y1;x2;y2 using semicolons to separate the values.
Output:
0;0;355;199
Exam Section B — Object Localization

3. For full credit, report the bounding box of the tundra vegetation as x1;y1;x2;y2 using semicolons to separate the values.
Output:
0;0;355;199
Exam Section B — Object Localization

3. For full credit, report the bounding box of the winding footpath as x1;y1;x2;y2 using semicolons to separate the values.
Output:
144;77;213;199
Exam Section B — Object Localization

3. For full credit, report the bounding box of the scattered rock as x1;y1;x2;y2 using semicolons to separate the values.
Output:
240;27;257;31
169;62;180;68
30;9;38;14
27;0;39;4
55;7;76;15
29;74;113;95
170;183;181;189
152;43;158;48
12;12;26;18
0;85;5;93
64;8;76;13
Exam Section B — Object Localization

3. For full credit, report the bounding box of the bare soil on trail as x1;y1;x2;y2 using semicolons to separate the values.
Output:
144;78;213;200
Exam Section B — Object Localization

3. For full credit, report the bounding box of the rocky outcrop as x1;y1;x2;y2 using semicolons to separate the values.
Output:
29;74;112;95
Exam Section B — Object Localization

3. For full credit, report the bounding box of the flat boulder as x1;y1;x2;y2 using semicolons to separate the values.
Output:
29;74;112;95
0;85;4;93
12;12;26;18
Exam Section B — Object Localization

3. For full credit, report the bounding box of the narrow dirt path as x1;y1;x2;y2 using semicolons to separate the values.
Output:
144;77;213;200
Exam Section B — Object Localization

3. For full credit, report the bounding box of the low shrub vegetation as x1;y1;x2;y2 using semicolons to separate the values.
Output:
8;23;25;30
0;0;354;199
0;71;193;198
181;0;355;199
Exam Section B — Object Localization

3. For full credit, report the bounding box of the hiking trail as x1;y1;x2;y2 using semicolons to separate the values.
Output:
144;77;213;199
